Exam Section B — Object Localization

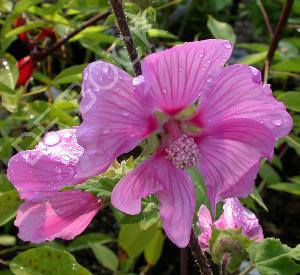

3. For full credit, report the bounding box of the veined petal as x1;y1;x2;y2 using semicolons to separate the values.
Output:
193;64;292;139
197;205;213;250
214;198;263;241
142;39;232;115
7;129;83;200
111;155;196;247
77;61;158;178
195;119;275;211
15;190;101;243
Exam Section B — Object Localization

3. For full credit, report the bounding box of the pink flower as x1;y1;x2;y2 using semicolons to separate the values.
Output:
7;129;101;243
76;39;292;247
198;198;264;250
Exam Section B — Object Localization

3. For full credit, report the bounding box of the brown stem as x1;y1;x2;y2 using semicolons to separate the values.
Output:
262;0;294;80
257;0;274;38
33;10;111;61
238;264;255;275
180;247;188;275
189;230;213;275
109;0;142;76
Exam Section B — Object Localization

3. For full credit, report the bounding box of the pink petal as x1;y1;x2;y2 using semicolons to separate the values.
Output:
193;65;293;139
111;155;196;247
214;198;263;241
15;190;101;243
141;39;232;115
7;129;83;200
195;119;275;211
77;61;158;178
197;205;213;250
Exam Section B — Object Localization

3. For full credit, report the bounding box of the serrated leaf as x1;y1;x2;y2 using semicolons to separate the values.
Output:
9;247;91;274
247;238;300;275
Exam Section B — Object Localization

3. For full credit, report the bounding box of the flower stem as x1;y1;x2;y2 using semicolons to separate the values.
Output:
189;229;213;275
34;10;111;61
109;0;142;76
257;0;274;38
262;0;294;81
180;247;188;275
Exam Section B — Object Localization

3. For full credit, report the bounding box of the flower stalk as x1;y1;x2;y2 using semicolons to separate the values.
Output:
109;0;142;76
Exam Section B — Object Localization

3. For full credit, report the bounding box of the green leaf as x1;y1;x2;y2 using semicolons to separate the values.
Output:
237;51;267;65
286;135;300;155
250;187;268;211
68;233;113;252
90;244;119;271
277;92;300;112
207;15;236;44
259;163;281;184
247;238;300;275
10;247;91;274
0;174;14;192
0;54;18;89
237;43;269;52
13;0;42;14
268;182;300;196
52;64;86;85
4;21;45;39
0;234;16;246
144;229;165;265
0;190;21;226
118;223;158;258
147;28;177;39
272;58;300;73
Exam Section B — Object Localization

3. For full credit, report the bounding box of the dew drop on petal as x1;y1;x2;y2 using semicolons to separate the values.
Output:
179;67;184;72
206;77;213;83
207;60;211;64
272;119;282;126
223;42;232;49
103;128;111;134
132;75;144;86
199;53;204;58
250;66;262;83
43;132;61;146
162;88;167;94
122;111;129;116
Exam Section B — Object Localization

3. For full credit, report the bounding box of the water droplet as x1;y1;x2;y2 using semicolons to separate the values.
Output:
201;67;206;71
207;60;211;64
132;75;144;86
43;132;61;146
206;77;213;83
62;155;71;162
223;42;232;49
122;111;129;116
179;67;184;72
199;53;204;58
222;58;227;62
260;120;264;124
250;66;261;83
162;88;167;94
272;119;282;126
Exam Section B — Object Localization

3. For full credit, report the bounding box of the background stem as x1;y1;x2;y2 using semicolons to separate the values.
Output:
189;230;213;275
109;0;142;76
180;247;188;275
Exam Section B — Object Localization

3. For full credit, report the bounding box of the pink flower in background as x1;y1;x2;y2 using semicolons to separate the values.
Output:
76;39;291;247
198;198;264;250
7;129;101;243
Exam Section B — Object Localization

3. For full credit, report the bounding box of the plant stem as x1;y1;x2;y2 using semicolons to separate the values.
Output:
262;0;294;80
238;264;255;275
180;247;188;275
109;0;142;76
189;230;213;275
257;0;274;38
34;10;111;61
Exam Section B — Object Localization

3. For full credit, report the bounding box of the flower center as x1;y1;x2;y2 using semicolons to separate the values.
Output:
165;135;200;169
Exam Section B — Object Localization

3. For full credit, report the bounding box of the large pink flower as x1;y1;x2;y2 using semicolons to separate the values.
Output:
7;129;101;243
198;198;264;250
76;39;292;247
